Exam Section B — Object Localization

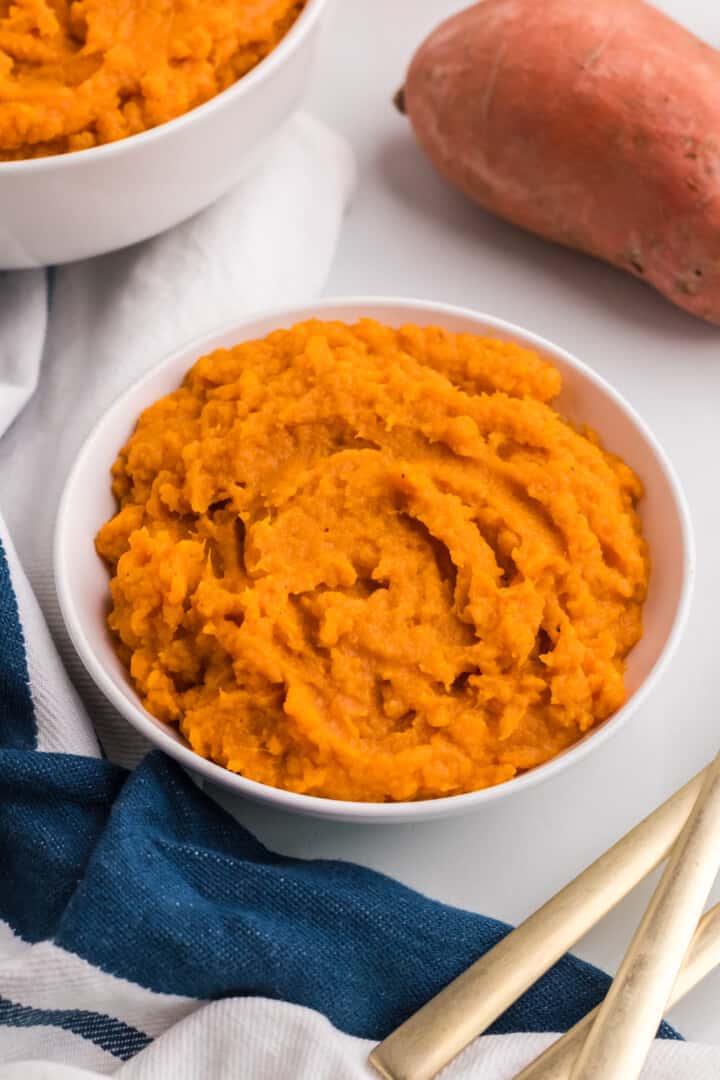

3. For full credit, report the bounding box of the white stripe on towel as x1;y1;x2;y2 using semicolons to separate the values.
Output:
0;923;200;1039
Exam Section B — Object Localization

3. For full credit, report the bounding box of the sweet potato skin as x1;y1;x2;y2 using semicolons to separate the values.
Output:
404;0;720;324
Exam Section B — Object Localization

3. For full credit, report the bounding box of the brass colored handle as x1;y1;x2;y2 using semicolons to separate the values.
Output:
515;901;720;1079
369;766;708;1080
569;752;720;1080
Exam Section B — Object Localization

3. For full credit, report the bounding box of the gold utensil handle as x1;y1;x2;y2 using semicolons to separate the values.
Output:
369;765;709;1080
569;752;720;1080
515;901;720;1079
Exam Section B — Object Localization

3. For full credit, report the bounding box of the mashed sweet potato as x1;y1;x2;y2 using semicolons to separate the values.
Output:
0;0;305;160
96;320;649;802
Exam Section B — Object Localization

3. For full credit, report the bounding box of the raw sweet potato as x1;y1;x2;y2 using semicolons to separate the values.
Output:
401;0;720;324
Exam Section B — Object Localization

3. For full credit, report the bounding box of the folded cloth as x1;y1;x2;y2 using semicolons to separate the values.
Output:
0;112;714;1079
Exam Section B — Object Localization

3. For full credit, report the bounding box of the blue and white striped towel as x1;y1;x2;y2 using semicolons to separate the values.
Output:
0;112;718;1079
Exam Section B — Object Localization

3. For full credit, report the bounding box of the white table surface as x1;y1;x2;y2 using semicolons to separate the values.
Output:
220;0;720;1044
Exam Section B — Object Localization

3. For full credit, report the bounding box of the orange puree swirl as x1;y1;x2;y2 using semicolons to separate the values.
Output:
96;320;649;802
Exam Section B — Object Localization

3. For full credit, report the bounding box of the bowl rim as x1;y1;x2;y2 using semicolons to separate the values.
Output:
54;295;696;821
0;0;327;174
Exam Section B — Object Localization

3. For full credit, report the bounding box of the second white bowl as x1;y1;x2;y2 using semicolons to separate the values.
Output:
0;0;329;268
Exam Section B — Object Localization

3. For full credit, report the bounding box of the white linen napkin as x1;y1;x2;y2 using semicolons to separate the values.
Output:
0;110;355;765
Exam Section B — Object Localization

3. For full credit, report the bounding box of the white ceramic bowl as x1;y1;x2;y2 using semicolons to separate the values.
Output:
55;297;694;823
0;0;328;269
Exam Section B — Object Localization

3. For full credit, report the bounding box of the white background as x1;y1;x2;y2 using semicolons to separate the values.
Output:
223;0;720;1044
